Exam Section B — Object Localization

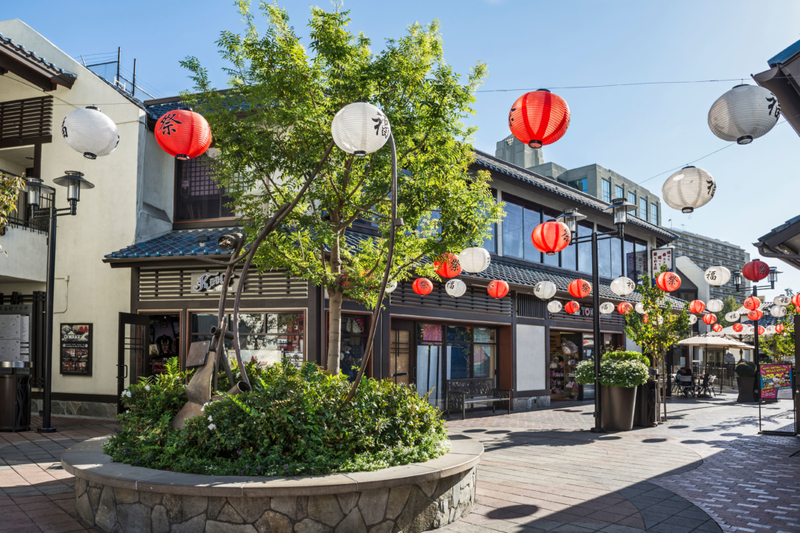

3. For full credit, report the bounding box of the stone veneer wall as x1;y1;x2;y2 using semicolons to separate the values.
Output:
32;399;117;419
75;466;476;533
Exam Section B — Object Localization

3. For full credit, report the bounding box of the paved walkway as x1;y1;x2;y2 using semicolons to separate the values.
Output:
0;394;798;532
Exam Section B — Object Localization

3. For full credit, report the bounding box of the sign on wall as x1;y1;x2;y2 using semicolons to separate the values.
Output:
652;247;674;273
191;272;239;293
0;305;31;364
60;324;92;375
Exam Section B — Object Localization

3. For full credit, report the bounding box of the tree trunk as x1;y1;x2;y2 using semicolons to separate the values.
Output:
660;356;667;422
653;357;660;425
325;234;343;374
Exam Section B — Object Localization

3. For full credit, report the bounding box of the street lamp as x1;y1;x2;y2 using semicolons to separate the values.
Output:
556;198;636;433
26;171;95;433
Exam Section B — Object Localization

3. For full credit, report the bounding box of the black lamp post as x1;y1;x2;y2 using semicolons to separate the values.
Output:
557;198;636;433
731;265;779;429
27;171;95;433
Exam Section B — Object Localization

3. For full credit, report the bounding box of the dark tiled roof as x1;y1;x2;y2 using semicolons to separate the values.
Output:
472;150;677;240
105;227;241;259
0;32;76;81
145;101;190;122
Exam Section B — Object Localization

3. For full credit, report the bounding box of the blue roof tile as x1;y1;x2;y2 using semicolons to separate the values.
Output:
106;227;242;259
0;32;77;79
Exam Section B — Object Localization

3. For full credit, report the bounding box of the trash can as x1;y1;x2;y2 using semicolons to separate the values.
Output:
0;363;31;432
634;376;657;428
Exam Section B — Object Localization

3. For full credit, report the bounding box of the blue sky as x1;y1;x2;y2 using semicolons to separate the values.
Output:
8;0;800;299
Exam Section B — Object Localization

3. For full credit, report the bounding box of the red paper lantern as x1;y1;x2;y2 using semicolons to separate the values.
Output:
743;296;761;310
733;323;744;333
712;323;723;332
792;294;800;308
508;90;570;148
568;279;592;299
155;109;212;160
702;314;717;325
776;324;786;334
487;280;509;299
531;220;572;255
656;271;682;292
434;253;462;278
747;309;763;321
565;301;580;314
617;302;633;315
643;314;649;324
688;300;706;314
412;278;433;296
758;326;766;335
742;259;770;282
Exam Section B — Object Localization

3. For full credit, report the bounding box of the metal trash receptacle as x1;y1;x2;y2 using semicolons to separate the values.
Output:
0;362;31;432
634;376;657;427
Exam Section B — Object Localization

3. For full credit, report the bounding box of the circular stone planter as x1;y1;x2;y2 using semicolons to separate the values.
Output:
62;436;482;533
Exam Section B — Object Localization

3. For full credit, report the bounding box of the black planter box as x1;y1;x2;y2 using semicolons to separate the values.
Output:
736;375;756;403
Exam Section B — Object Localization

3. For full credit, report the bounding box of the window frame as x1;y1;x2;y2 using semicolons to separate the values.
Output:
174;154;238;225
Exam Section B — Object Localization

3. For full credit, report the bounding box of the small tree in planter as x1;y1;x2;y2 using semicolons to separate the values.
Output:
575;351;649;431
624;270;690;423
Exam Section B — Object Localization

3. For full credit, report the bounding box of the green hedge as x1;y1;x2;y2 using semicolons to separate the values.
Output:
104;359;449;476
575;350;650;388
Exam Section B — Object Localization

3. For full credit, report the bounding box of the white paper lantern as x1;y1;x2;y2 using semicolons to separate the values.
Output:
445;279;467;298
547;300;562;314
689;315;698;325
534;281;557;300
599;302;615;314
662;166;716;214
385;281;397;294
706;299;724;313
725;311;741;323
635;303;646;315
458;247;491;273
331;102;391;156
770;305;786;318
708;84;780;145
656;316;664;325
610;276;636;296
774;295;791;307
765;325;776;335
704;266;731;287
62;106;119;159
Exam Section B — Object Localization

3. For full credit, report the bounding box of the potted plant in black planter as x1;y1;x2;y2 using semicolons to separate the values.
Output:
735;360;757;403
576;351;649;431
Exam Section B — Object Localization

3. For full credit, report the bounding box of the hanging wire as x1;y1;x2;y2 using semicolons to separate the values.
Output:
476;78;745;93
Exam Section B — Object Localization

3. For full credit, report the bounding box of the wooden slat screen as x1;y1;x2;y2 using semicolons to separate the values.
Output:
517;294;546;318
390;283;512;316
0;96;53;147
137;267;308;303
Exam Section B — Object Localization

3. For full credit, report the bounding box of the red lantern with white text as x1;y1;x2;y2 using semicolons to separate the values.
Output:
656;271;682;292
568;278;592;299
532;220;572;255
743;296;760;310
617;302;633;315
487;280;509;299
155;109;212;160
792;294;800;308
702;314;717;325
747;309;763;321
688;300;706;314
712;323;723;332
758;326;766;335
742;259;770;282
776;324;786;334
565;301;580;314
508;90;570;149
733;323;744;333
412;278;433;296
434;253;462;278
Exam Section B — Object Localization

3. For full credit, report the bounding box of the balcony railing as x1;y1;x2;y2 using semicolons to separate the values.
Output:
6;188;51;233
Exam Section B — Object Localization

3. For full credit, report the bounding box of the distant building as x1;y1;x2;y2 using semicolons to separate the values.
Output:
669;229;750;301
495;136;661;226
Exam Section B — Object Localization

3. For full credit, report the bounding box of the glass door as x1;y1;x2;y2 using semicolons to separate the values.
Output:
390;329;411;385
417;324;443;408
117;313;149;414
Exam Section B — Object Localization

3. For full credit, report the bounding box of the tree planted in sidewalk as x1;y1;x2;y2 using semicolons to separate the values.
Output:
625;269;690;422
180;2;500;376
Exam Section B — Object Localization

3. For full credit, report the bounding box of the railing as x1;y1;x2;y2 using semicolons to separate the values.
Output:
699;364;737;390
5;188;51;233
0;96;53;148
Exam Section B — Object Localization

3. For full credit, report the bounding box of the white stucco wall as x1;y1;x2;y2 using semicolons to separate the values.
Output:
0;19;144;398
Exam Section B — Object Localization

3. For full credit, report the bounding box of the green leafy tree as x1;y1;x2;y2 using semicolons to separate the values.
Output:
0;172;26;256
180;3;500;375
624;270;690;422
717;295;740;328
774;290;795;362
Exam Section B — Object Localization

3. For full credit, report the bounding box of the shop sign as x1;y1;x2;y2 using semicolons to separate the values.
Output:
0;305;31;364
652;247;674;273
191;272;239;293
759;364;793;400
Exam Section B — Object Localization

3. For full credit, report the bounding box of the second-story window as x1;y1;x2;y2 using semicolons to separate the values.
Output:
614;185;623;201
501;196;542;262
639;198;647;220
601;179;611;202
650;203;658;225
628;191;636;214
175;155;236;222
569;178;587;193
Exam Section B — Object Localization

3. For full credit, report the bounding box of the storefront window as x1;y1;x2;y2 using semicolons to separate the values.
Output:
340;315;369;381
445;325;497;380
190;311;304;368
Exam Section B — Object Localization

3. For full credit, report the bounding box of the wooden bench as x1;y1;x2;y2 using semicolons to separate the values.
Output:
445;377;513;420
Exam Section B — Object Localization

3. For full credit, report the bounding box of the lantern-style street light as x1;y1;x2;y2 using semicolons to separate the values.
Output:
26;172;95;433
549;197;636;432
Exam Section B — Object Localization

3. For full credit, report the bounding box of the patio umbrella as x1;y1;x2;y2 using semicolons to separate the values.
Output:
678;335;749;348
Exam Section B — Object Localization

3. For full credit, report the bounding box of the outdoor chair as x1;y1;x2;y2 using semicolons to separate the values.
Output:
703;375;717;397
677;375;695;397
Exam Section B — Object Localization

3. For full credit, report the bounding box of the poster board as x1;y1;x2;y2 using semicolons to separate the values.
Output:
0;305;31;364
60;323;92;375
759;364;793;400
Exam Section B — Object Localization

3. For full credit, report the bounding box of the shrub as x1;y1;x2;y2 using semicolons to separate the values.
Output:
602;350;651;367
735;360;757;377
104;359;449;476
575;351;650;389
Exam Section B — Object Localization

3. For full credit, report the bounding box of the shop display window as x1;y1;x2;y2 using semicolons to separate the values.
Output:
549;331;582;400
445;326;497;380
340;314;369;381
190;311;304;368
148;315;180;376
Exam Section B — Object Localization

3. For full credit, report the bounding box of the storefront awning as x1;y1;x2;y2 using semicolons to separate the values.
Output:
104;227;242;265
